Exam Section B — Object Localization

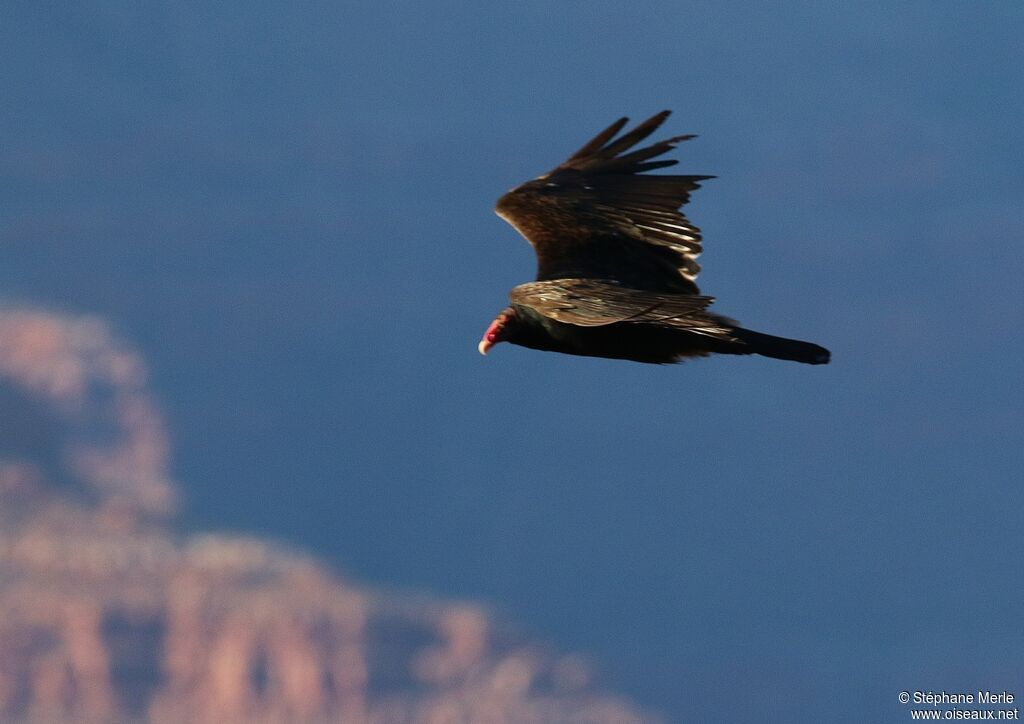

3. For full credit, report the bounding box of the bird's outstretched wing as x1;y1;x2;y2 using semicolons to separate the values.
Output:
510;279;735;333
495;111;713;295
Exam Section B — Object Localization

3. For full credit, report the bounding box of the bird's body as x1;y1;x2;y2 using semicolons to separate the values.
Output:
480;111;830;366
504;304;725;364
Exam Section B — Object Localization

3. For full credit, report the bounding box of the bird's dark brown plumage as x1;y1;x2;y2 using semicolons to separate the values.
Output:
481;111;830;365
495;110;710;294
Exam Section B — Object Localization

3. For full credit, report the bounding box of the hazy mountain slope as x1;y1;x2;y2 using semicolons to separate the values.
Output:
0;308;657;724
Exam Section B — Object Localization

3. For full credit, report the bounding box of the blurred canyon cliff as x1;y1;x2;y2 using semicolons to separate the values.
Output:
0;308;655;724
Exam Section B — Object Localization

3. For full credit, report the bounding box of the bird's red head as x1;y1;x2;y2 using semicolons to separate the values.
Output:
478;308;517;355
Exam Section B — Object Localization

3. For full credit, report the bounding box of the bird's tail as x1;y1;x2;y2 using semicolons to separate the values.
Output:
727;328;831;365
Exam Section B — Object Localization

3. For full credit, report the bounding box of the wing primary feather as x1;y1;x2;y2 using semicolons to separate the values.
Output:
609;134;698;167
631;160;679;172
598;110;673;157
565;117;629;162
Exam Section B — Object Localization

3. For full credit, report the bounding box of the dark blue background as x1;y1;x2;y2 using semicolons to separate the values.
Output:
3;2;1022;720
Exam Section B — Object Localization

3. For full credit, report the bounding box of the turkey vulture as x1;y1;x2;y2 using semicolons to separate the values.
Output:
479;111;830;365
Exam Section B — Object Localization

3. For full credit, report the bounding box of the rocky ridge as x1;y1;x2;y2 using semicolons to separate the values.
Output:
0;309;656;724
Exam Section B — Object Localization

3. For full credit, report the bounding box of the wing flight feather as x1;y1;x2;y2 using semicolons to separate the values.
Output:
510;279;735;333
496;111;713;294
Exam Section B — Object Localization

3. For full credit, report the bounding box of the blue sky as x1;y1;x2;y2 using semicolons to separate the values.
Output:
2;2;1023;721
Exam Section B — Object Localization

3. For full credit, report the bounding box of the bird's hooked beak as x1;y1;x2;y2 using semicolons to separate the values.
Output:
478;315;508;356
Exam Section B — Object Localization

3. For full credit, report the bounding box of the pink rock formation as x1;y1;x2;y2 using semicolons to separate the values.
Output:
0;309;657;724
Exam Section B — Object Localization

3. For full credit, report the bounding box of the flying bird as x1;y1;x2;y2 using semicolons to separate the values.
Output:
479;111;830;365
